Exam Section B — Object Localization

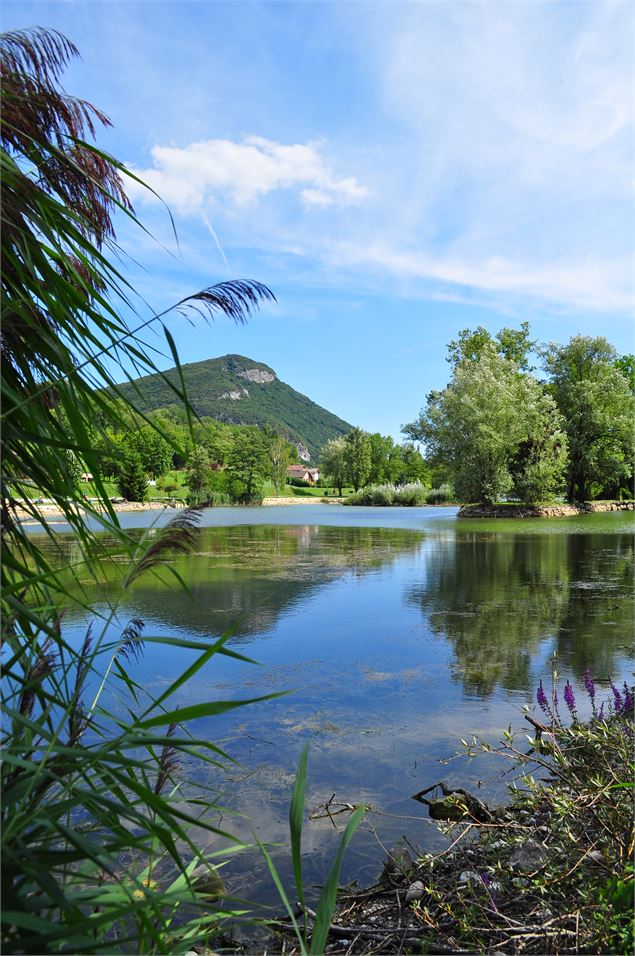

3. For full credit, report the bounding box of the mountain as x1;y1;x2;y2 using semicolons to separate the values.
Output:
113;354;352;461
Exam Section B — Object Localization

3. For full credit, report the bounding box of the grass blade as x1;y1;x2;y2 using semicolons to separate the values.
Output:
309;807;364;955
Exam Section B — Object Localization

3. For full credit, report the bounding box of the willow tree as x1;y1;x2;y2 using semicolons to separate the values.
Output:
406;347;568;505
1;28;275;953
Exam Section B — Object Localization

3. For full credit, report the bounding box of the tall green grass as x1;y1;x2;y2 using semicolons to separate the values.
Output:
258;745;364;955
1;27;275;953
343;481;429;506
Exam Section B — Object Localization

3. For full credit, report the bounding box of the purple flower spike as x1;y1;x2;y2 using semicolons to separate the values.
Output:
583;667;596;714
537;680;549;715
597;702;605;722
564;681;577;718
621;683;633;716
611;681;623;714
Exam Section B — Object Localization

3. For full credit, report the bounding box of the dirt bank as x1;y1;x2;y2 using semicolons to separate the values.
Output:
261;497;342;506
459;500;634;519
13;500;182;521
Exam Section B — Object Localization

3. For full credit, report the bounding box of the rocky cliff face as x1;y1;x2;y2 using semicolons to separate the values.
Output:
237;368;276;384
219;387;249;400
295;442;311;462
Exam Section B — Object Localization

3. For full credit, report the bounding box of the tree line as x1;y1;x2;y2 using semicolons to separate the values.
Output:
404;323;634;505
92;402;297;503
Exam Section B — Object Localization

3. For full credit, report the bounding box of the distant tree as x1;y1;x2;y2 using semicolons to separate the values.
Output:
148;411;189;468
196;419;234;465
320;437;347;495
542;336;635;501
614;354;635;394
185;445;213;500
227;428;269;502
368;433;395;484
128;426;172;479
268;435;292;496
94;429;128;480
344;427;372;492
447;321;535;371
406;347;567;504
392;443;430;486
117;450;147;502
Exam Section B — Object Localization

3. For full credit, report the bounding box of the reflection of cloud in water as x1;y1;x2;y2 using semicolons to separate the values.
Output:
360;665;427;684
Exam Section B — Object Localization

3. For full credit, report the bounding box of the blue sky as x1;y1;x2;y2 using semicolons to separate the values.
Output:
4;0;634;440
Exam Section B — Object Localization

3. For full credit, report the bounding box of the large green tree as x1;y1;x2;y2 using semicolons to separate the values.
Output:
128;425;172;479
227;428;269;501
406;347;568;504
447;321;536;371
390;443;430;486
268;435;292;497
320;436;347;495
343;427;372;492
117;448;148;502
368;432;395;484
542;336;634;501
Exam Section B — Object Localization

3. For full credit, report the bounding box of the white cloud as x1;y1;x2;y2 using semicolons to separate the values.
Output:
128;135;368;214
328;0;634;313
330;241;633;313
123;1;633;316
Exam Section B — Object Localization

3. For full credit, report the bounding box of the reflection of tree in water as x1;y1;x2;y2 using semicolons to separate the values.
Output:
408;532;633;697
551;534;634;679
48;524;422;642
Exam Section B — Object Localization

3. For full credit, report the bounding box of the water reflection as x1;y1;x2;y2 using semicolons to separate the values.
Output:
409;532;634;695
29;516;634;903
50;524;423;641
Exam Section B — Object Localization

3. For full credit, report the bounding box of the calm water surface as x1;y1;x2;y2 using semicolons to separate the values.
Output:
36;505;634;900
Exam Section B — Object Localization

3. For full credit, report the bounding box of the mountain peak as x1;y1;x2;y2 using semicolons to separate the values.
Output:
111;353;351;460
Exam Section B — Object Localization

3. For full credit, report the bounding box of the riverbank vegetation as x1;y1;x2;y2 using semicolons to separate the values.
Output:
405;323;634;507
1;27;277;954
276;676;634;954
343;482;431;507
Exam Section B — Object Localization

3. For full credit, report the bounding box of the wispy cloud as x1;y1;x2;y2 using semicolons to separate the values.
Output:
118;0;633;316
329;242;633;313
128;136;368;214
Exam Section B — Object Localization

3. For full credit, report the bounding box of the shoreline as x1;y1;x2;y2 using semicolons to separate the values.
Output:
459;500;634;519
14;497;343;521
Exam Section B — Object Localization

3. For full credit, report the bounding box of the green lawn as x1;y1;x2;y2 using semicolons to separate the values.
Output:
11;472;356;505
262;481;354;498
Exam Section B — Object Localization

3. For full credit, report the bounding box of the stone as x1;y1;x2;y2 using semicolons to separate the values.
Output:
236;368;275;384
380;846;414;884
584;849;604;866
458;870;481;885
427;795;469;821
190;864;226;898
509;841;547;873
405;880;425;903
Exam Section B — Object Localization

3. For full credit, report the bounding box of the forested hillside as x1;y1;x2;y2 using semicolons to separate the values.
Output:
110;354;351;460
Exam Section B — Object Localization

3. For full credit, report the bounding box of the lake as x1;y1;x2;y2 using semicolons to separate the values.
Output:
35;505;634;903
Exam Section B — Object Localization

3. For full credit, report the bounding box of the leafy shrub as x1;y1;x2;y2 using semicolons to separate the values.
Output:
426;483;455;504
344;482;427;506
418;667;635;955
